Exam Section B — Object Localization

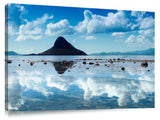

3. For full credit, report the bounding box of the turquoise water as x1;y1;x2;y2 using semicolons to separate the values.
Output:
6;55;154;111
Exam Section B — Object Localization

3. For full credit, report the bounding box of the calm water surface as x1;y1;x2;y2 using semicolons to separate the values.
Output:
5;55;155;111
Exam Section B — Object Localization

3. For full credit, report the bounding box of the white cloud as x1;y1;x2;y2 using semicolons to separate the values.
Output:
8;24;17;37
140;16;154;29
138;28;154;42
75;10;131;34
131;11;154;30
125;34;138;44
85;36;96;40
112;32;126;37
131;11;146;18
125;34;151;47
15;14;53;41
125;27;154;48
45;19;75;36
16;34;42;41
75;10;93;33
11;9;154;42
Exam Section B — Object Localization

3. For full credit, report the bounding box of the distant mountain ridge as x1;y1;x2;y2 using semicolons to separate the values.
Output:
5;44;154;56
90;48;155;56
5;51;20;56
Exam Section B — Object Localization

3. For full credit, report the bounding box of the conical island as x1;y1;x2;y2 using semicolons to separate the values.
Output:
38;36;87;55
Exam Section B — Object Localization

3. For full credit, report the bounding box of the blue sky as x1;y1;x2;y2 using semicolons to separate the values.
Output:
6;4;155;54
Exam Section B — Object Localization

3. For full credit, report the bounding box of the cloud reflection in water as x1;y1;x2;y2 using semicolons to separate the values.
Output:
7;58;154;111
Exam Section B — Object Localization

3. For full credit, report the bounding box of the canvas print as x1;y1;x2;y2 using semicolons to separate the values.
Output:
5;4;155;111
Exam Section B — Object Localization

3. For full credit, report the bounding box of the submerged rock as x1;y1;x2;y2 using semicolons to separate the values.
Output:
6;60;12;63
117;58;120;61
44;62;47;65
95;63;99;66
121;67;125;71
30;62;34;66
89;62;94;65
141;62;148;68
109;59;113;64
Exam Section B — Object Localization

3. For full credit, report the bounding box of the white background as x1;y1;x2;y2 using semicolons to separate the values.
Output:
0;0;160;120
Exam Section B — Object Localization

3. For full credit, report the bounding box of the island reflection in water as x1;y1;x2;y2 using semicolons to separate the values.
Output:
6;55;154;111
53;61;74;74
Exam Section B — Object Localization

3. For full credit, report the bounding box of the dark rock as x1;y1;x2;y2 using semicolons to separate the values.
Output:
109;59;113;64
6;60;12;63
18;64;20;66
98;59;102;60
121;67;125;71
89;62;94;65
30;62;34;66
62;60;67;63
44;62;47;65
39;36;87;55
95;63;99;66
117;58;120;61
83;61;86;64
141;62;148;67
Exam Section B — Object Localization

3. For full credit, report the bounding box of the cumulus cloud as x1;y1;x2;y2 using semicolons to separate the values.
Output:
139;17;154;29
45;19;75;36
75;10;154;37
125;11;154;47
15;14;53;41
10;8;154;42
125;28;154;47
125;35;142;44
75;10;138;34
125;34;151;48
131;11;146;18
8;4;26;24
131;11;154;30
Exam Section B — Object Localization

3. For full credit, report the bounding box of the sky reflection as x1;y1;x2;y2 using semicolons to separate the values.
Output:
6;55;154;111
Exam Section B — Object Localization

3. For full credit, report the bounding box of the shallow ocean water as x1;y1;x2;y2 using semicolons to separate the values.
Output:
5;55;155;111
